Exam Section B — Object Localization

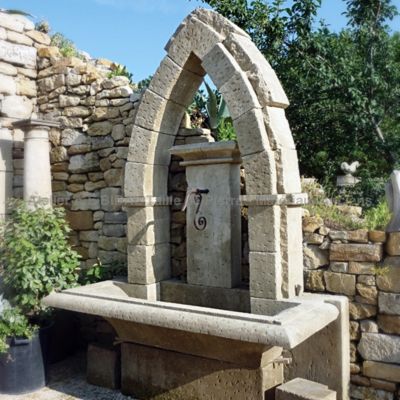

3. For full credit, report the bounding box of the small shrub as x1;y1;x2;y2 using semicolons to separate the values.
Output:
50;32;81;58
35;20;50;33
108;64;133;84
0;200;80;321
364;200;391;231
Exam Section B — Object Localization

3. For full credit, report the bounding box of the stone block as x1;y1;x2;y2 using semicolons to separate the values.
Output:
358;333;400;364
330;262;348;273
124;162;169;197
192;8;250;39
303;216;324;233
376;262;400;293
61;129;89;146
360;319;379;333
87;343;120;389
356;284;377;304
220;70;260;120
275;378;336;400
104;212;127;224
304;270;325;292
379;292;400;315
263;106;296;149
349;303;377;320
369;230;386;243
242;150;277;195
80;230;99;242
378;315;400;334
104;168;123;187
202;43;239;88
71;198;100;211
126;206;170;245
127;124;175;166
1;95;32;118
280;206;304;297
91;135;114;150
303;245;329;270
324;272;356;296
0;73;16;95
69;152;99;174
103;224;125;237
386;232;400;255
87;121;113;136
100;187;122;212
363;361;400;382
26;30;51;45
330;243;382;262
0;61;17;76
350;385;393;400
127;243;170;284
248;205;280;252
304;233;325;245
224;33;289;108
149;55;203;107
98;250;126;265
166;16;223;69
287;294;349;400
0;39;36;68
275;148;302;194
249;251;282;299
348;261;376;275
134;89;185;135
98;236;126;253
65;210;93;231
233;108;271;156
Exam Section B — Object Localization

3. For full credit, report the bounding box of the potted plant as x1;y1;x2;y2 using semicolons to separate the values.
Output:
0;200;80;394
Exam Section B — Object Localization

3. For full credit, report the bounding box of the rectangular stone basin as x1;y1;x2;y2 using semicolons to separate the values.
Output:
43;279;338;350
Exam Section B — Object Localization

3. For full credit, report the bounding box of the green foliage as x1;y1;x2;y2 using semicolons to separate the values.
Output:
50;32;81;58
200;0;400;187
0;307;37;354
108;64;133;84
78;260;127;285
364;199;391;231
0;200;80;320
217;119;236;141
137;75;153;92
204;82;230;132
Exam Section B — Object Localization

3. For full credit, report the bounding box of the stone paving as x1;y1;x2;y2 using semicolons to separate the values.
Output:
0;352;135;400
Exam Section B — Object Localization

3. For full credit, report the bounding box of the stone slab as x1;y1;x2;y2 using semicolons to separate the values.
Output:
378;292;400;315
363;361;400;382
263;106;296;149
276;378;336;400
330;243;383;262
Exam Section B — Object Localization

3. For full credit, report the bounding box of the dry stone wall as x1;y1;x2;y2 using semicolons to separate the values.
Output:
0;12;46;217
303;218;400;400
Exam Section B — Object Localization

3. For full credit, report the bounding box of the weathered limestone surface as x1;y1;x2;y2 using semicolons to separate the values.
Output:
0;39;36;68
330;243;382;262
276;378;336;400
363;361;400;382
358;333;400;363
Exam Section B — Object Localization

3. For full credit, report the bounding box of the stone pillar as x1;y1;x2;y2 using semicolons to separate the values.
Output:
386;170;400;232
170;141;242;289
13;119;59;207
0;128;13;220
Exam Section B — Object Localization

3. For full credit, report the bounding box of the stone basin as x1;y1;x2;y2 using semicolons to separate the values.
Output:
43;279;338;350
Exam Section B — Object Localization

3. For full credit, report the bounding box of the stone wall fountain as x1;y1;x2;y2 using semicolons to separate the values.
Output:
44;8;349;400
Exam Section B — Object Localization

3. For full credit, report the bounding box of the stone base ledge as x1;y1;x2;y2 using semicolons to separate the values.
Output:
118;196;173;207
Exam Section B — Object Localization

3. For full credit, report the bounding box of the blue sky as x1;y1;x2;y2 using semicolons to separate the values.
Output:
2;0;399;82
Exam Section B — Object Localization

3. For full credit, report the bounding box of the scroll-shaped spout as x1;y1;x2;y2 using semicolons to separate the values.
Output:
182;188;209;231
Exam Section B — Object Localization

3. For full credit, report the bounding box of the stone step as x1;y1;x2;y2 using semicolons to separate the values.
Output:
276;378;336;400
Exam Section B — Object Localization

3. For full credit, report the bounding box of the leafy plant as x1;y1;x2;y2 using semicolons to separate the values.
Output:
217;119;236;141
35;20;50;34
0;307;37;354
364;199;391;231
50;32;81;58
0;200;80;321
108;64;133;84
79;260;127;285
204;82;230;133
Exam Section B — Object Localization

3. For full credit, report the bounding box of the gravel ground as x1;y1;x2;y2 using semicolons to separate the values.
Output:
0;352;136;400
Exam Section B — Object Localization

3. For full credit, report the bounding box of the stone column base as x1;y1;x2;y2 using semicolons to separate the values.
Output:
121;342;283;400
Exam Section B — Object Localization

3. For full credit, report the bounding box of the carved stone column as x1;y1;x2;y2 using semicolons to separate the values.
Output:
13;119;59;207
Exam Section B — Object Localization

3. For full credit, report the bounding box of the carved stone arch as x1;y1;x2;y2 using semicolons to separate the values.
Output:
123;8;305;303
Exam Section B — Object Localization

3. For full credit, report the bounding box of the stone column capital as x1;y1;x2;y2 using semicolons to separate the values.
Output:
12;118;60;131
